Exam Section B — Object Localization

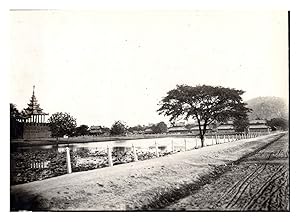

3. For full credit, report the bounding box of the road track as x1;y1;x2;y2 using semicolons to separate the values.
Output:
165;133;289;211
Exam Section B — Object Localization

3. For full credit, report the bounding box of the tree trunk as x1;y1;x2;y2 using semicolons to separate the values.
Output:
200;135;205;147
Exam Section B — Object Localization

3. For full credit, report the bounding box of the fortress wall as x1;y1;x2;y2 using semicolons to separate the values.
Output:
23;123;51;139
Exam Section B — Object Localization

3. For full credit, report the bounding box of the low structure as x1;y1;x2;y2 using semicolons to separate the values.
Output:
89;126;103;136
216;121;235;134
144;128;154;134
248;119;271;133
190;125;213;135
167;126;190;134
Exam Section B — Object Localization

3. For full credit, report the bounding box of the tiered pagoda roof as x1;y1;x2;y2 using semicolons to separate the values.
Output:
22;86;48;117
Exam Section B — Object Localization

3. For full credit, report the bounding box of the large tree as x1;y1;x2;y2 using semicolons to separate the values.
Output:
151;121;168;134
157;84;251;147
48;112;77;138
10;103;23;139
266;118;288;131
74;124;89;136
110;121;128;136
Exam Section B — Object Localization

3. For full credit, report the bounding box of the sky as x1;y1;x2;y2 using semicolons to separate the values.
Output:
9;10;289;127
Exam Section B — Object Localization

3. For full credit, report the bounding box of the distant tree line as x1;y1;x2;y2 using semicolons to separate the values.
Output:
10;83;288;140
47;112;169;138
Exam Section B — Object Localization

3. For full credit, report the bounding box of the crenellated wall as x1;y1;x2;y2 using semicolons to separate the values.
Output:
23;123;51;139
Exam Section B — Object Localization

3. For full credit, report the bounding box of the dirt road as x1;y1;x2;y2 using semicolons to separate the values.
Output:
165;134;289;211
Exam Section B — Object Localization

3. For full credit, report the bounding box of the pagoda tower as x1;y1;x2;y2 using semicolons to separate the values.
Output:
20;86;51;139
21;86;49;124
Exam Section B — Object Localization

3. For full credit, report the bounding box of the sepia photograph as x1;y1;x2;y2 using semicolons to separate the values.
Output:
9;9;289;212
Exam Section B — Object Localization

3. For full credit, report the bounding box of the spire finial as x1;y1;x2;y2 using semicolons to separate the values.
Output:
33;85;35;95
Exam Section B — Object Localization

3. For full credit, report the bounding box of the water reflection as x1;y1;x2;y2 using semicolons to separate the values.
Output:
12;137;211;153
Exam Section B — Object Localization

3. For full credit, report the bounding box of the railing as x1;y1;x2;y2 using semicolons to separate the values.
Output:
30;161;50;169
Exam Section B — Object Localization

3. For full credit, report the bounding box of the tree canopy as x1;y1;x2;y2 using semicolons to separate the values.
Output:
151;121;168;134
74;124;89;136
10;103;21;119
158;84;251;146
10;103;23;139
266;118;288;131
110;121;128;136
48;112;77;138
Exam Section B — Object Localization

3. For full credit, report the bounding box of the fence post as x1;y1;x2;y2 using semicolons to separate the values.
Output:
184;139;187;151
107;146;113;167
66;147;72;174
155;141;159;157
211;136;214;145
132;144;138;162
171;140;175;153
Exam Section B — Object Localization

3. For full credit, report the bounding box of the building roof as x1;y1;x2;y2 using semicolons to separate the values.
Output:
174;121;186;127
144;128;154;133
190;126;212;131
220;120;234;125
89;126;103;133
217;125;234;130
168;126;189;132
249;125;269;129
250;119;267;124
89;126;102;130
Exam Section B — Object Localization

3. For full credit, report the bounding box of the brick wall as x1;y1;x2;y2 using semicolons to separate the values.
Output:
23;123;51;139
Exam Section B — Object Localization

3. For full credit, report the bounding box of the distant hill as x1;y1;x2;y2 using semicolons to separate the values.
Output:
246;97;288;120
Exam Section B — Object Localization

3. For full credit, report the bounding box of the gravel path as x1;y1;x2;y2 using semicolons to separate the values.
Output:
165;134;289;211
10;132;286;211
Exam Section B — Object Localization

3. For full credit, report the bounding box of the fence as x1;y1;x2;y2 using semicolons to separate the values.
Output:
11;131;270;185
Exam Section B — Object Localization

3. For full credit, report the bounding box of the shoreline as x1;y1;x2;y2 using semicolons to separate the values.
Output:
10;131;269;148
10;133;196;148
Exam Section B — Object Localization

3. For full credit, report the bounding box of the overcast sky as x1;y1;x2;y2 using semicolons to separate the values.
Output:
10;10;289;127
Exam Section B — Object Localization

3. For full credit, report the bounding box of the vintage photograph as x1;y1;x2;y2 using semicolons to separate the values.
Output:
9;10;289;211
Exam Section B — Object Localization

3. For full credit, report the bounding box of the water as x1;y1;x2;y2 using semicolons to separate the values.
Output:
13;136;218;153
